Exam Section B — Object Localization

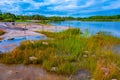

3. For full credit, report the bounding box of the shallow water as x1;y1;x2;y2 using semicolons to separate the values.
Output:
0;36;46;53
50;21;120;37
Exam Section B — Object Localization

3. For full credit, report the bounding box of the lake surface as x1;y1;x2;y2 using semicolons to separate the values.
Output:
0;36;46;53
50;21;120;37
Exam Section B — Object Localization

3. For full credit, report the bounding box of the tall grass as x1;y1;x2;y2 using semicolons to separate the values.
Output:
0;28;120;79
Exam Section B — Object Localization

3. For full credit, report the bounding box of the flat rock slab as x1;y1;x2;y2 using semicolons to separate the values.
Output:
0;64;68;80
0;64;91;80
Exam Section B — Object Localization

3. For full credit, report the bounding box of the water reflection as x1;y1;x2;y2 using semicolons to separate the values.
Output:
0;36;46;53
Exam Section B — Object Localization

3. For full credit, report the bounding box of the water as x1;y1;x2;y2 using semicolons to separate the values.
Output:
50;21;120;37
0;36;46;53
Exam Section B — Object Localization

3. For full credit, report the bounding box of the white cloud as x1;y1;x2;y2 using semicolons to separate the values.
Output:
0;0;120;16
47;0;96;12
79;0;95;8
102;0;120;10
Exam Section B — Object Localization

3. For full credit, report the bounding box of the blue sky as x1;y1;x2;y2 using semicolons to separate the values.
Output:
0;0;120;17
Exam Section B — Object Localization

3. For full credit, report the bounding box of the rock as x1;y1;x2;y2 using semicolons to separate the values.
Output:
87;76;91;79
84;51;89;53
29;56;37;61
51;67;57;72
111;79;117;80
91;54;96;57
30;41;34;43
83;55;88;58
8;38;14;40
70;70;90;80
42;42;48;45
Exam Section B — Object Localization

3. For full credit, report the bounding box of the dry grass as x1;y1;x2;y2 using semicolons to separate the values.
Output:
0;29;5;36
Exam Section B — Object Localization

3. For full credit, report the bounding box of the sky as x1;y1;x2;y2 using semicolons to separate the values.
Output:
0;0;120;17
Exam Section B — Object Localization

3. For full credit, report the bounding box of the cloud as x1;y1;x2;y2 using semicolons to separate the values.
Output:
102;0;120;10
0;0;120;16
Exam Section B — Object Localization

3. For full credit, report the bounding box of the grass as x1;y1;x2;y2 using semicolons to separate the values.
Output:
0;29;5;36
0;28;120;79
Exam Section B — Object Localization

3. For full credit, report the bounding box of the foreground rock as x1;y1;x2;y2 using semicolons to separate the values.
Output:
0;64;68;80
0;64;92;80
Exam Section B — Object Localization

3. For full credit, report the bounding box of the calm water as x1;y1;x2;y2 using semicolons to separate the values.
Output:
50;21;120;37
0;36;46;53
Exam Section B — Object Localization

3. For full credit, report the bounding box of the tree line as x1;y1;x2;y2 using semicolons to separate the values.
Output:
0;10;120;22
0;11;75;22
79;15;120;21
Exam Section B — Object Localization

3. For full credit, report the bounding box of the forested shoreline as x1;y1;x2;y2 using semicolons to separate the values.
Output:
0;10;120;22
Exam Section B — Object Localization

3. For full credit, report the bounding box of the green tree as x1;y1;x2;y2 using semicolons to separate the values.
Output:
2;12;16;22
